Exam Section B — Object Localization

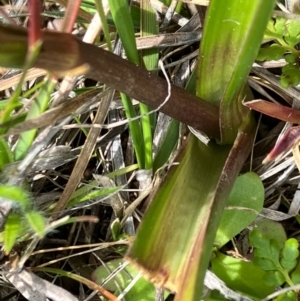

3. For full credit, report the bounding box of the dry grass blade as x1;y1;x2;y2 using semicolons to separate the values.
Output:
6;268;79;301
0;68;46;91
1;88;110;136
51;90;114;219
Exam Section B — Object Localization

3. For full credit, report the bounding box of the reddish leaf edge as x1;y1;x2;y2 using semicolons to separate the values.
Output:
244;99;300;124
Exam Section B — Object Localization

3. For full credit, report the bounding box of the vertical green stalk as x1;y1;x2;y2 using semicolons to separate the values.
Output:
140;0;159;170
108;0;145;168
94;0;113;52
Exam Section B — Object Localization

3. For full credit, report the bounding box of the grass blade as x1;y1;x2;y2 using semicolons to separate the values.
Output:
197;0;276;143
14;80;55;161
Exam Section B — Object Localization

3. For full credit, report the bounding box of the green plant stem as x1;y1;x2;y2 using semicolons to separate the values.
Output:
94;0;112;52
140;0;159;170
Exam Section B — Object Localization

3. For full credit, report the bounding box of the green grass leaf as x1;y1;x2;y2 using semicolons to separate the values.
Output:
0;184;30;210
0;138;13;172
4;213;21;255
14;79;55;161
25;211;46;238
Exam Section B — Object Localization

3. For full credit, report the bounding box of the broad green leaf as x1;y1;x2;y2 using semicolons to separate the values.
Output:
211;252;275;298
91;259;168;301
25;211;46;238
215;172;264;248
4;213;21;255
127;135;231;295
0;138;13;172
0;184;30;210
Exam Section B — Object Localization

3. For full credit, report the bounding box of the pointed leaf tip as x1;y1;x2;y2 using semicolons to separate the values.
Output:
263;126;300;163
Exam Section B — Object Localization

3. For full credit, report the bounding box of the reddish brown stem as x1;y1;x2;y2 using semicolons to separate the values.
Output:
0;24;220;139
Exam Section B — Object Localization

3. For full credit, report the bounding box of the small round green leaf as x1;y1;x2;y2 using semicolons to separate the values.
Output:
282;238;299;261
